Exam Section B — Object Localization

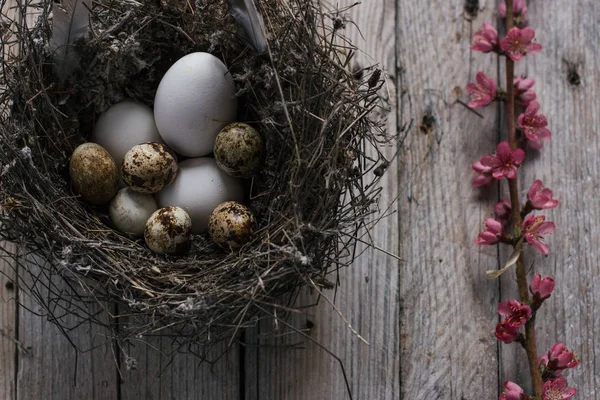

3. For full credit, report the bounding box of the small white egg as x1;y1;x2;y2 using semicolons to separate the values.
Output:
91;100;164;170
154;52;237;157
144;206;192;255
109;187;158;237
155;158;244;234
122;143;178;194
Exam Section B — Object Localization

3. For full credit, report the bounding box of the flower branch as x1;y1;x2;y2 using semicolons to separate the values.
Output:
468;1;580;399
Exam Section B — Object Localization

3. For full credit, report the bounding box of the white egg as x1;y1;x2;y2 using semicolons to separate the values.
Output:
144;206;192;255
154;52;237;157
155;158;244;234
91;100;164;170
109;187;158;237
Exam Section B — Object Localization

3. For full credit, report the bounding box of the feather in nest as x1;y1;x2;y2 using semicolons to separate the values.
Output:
50;0;91;82
227;0;268;54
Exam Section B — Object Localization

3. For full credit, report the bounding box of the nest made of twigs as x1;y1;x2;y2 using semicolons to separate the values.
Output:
0;0;391;350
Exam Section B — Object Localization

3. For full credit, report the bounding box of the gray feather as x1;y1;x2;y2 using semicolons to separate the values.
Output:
50;0;91;81
227;0;268;54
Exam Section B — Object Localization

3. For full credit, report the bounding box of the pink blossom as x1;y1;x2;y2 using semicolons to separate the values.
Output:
476;218;504;245
542;377;576;400
494;199;512;221
530;274;555;303
518;101;551;142
499;0;528;27
498;299;532;328
467;72;497;108
528;180;558;209
528;138;545;151
472;160;493;187
541;343;580;371
514;77;536;107
479;142;525;180
471;22;499;53
495;320;519;344
500;27;542;61
499;381;525;400
522;214;556;254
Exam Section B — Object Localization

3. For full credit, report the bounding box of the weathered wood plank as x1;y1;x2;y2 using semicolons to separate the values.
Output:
119;337;240;400
0;243;17;400
16;256;119;400
500;0;600;397
396;1;501;398
245;0;400;399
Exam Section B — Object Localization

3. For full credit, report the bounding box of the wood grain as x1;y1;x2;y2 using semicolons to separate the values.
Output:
16;256;119;400
0;243;17;400
119;337;240;400
396;1;501;398
245;0;401;399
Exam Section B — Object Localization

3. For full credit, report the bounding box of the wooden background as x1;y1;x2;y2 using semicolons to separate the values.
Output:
1;0;599;398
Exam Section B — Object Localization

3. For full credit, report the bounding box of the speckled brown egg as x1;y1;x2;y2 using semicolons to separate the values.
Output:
70;143;119;205
122;143;178;194
144;206;192;255
208;201;256;249
214;123;264;177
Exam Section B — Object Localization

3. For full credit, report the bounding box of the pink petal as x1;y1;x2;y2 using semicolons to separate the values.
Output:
528;179;543;199
479;156;493;168
537;221;556;234
477;72;497;94
473;175;492;187
492;169;506;179
473;160;492;173
538;127;552;140
496;141;511;158
512;148;525;164
528;138;544;150
471;42;494;53
526;100;540;115
504;165;518;179
508;51;524;62
562;388;577;398
520;27;536;42
526;233;549;254
517;77;535;90
486;218;503;234
527;42;542;54
498;2;507;17
476;232;499;245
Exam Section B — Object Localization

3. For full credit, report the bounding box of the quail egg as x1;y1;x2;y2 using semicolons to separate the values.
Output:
144;206;192;255
122;143;178;194
208;201;256;249
214;123;264;177
109;187;158;237
69;143;119;205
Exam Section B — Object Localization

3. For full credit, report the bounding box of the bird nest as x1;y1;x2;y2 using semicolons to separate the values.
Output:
0;0;391;351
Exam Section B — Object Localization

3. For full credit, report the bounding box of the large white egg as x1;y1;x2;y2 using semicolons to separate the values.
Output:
155;158;244;233
153;52;237;157
91;100;164;170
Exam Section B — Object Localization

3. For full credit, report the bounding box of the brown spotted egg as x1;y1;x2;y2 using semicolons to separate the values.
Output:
214;123;264;177
122;143;178;194
208;201;256;250
70;143;119;205
144;206;192;255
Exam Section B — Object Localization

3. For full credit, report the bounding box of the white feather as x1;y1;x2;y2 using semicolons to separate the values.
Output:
50;0;91;81
227;0;268;54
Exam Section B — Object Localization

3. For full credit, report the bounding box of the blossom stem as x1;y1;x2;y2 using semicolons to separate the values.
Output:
504;1;544;397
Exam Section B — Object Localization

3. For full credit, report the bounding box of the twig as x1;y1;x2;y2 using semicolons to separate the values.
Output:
504;1;543;397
